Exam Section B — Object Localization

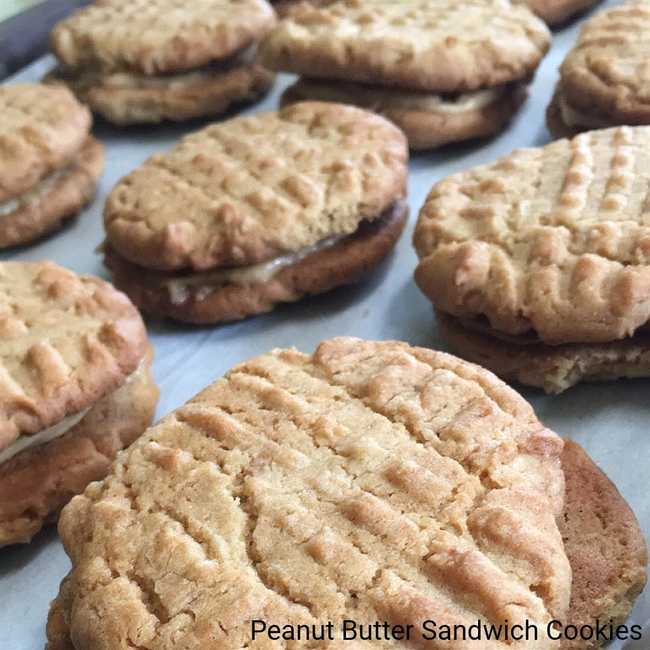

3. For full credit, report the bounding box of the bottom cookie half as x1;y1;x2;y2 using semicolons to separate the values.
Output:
437;311;650;394
0;352;158;547
282;80;527;151
104;201;408;324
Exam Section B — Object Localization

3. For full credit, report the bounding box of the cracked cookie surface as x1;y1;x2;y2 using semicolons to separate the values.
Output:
0;261;148;450
104;102;408;271
559;0;650;124
0;84;91;203
47;337;570;649
414;126;650;345
51;0;276;74
260;0;550;92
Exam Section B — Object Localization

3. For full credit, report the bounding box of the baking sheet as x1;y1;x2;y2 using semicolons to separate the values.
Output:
1;2;648;647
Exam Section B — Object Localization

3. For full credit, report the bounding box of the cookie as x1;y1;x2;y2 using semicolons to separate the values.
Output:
51;0;276;75
559;441;647;649
0;261;157;546
262;0;548;149
260;0;549;92
414;126;650;346
282;80;527;151
46;337;572;649
103;102;408;322
0;84;102;248
437;311;650;393
49;0;276;125
519;0;603;26
104;201;407;323
549;1;650;134
47;60;274;127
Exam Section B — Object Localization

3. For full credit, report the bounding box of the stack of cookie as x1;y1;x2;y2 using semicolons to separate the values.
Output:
0;261;158;547
260;0;551;150
414;126;650;393
45;338;646;649
48;0;277;125
548;0;650;138
102;102;408;323
0;83;103;249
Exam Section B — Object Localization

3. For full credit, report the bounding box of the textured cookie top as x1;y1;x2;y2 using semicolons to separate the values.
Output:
0;83;91;203
51;0;276;74
260;0;551;92
104;102;408;271
559;0;650;121
0;261;148;451
414;126;650;345
56;337;570;649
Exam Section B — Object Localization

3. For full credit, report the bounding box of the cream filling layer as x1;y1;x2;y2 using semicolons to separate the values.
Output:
559;92;612;128
165;234;345;305
0;167;69;217
0;360;145;466
295;80;505;114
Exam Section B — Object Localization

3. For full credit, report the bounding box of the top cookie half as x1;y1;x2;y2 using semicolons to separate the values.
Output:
104;101;408;271
0;83;91;203
414;126;650;345
259;0;551;92
50;0;277;74
53;337;570;649
559;0;650;123
0;261;148;452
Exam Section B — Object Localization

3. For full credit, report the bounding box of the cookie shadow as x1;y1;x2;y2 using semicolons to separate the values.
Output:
0;526;59;579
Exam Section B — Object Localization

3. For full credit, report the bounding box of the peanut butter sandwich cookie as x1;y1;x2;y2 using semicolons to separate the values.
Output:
0;261;158;547
548;0;650;138
518;0;602;26
44;337;645;650
48;0;276;126
414;126;650;393
0;83;103;249
103;102;408;324
260;0;551;150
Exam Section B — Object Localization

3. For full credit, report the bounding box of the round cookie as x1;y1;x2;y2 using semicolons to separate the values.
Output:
437;311;650;394
50;0;276;75
0;137;104;249
259;0;550;93
519;0;602;26
559;441;647;649
47;62;274;126
559;1;650;124
282;80;527;151
104;201;407;323
46;337;571;649
0;349;158;547
104;101;408;271
0;83;91;203
414;126;650;345
0;261;155;545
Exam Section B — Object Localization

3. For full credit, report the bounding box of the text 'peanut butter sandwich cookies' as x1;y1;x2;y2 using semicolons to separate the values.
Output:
547;0;650;138
414;126;650;394
259;0;551;151
0;261;158;547
48;0;277;126
44;337;646;650
0;83;103;249
102;102;409;324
